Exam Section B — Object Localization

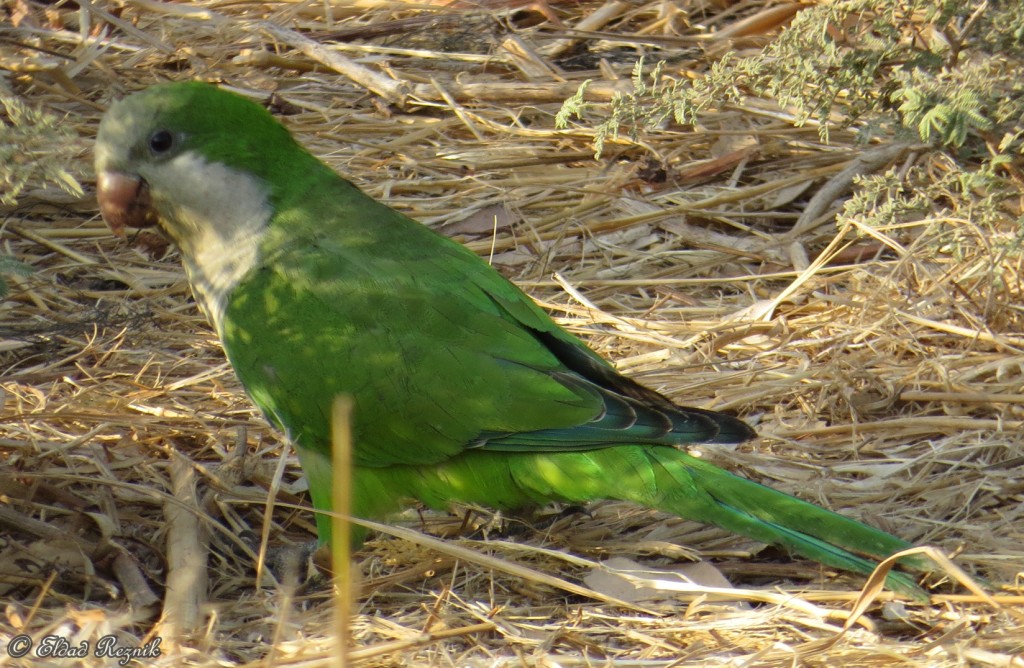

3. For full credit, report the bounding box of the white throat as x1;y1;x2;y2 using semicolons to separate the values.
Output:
148;150;273;334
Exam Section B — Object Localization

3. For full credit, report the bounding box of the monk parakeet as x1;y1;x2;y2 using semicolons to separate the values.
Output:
95;81;921;594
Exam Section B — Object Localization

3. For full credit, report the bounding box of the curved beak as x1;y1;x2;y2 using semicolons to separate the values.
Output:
96;170;159;237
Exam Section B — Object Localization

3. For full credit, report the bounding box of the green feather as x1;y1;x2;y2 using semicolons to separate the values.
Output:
96;81;926;597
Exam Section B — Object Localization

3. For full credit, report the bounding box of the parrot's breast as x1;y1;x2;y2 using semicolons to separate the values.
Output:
150;151;275;333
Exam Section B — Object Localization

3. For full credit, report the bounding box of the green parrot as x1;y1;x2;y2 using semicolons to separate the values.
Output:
95;81;921;594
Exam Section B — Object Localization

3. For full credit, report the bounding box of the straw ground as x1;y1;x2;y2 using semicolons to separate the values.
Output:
2;1;1022;665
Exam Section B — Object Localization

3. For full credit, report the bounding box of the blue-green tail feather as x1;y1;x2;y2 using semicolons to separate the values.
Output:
347;445;924;597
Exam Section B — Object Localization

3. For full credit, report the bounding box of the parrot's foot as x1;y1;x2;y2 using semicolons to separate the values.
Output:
538;504;592;527
449;504;593;540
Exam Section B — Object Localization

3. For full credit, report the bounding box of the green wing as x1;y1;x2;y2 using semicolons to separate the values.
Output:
221;174;751;468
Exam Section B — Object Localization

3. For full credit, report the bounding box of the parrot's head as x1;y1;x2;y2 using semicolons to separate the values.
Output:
95;81;305;324
94;81;302;243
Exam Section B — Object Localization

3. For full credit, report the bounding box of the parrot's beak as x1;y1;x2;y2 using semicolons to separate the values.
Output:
96;170;159;238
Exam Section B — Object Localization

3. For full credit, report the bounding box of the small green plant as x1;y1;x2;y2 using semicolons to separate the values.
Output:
0;92;84;206
0;91;83;298
558;0;1024;152
0;255;33;299
557;0;1024;271
556;55;746;157
555;0;1024;320
558;59;667;158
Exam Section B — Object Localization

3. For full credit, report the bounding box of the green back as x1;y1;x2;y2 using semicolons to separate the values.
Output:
221;170;749;467
223;172;596;465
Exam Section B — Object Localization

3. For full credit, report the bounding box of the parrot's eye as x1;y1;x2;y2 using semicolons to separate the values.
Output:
148;129;175;155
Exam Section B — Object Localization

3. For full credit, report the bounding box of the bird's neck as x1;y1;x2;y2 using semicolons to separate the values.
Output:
149;151;274;334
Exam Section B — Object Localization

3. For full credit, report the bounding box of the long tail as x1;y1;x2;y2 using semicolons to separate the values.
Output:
634;447;924;595
357;445;925;596
496;446;924;596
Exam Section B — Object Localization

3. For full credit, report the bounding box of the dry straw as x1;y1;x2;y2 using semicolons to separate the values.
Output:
2;0;1022;666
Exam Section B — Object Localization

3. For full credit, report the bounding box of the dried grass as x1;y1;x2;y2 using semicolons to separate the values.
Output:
2;1;1023;666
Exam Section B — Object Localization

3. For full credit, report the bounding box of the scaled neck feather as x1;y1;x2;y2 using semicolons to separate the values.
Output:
148;150;273;335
